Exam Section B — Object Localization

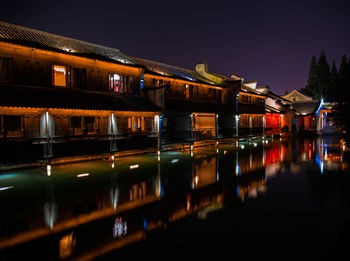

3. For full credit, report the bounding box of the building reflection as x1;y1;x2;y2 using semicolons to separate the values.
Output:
1;138;349;259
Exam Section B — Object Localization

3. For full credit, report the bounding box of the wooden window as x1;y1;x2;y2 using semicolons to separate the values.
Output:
3;115;22;137
72;68;87;89
71;116;82;129
85;117;95;132
0;57;13;82
217;90;222;102
4;115;21;132
53;65;67;87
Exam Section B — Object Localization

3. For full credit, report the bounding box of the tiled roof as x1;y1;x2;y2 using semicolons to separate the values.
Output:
293;101;320;115
0;85;159;112
131;57;220;86
0;21;141;67
266;105;281;113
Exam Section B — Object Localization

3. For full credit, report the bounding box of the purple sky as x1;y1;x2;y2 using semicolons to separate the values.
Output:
2;0;350;95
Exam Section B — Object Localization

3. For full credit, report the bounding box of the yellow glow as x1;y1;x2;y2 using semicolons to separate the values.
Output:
47;165;51;176
53;65;66;87
194;175;199;185
77;173;89;178
129;164;139;169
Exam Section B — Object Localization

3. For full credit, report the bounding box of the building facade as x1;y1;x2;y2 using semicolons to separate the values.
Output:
0;21;160;161
133;59;241;144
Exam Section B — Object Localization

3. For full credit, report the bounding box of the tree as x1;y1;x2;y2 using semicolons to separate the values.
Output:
329;60;338;101
338;55;350;101
304;50;332;100
316;50;331;99
305;55;318;98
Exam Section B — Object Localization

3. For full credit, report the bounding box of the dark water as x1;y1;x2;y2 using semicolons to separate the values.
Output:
1;137;350;260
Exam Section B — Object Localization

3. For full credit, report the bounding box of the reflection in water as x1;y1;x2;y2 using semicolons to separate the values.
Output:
59;232;76;259
113;217;128;238
0;137;350;259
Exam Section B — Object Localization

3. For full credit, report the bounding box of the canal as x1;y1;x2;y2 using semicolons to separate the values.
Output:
0;137;349;260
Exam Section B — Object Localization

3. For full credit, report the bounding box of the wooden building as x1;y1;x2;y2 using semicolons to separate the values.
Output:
281;89;340;135
236;82;266;136
265;91;295;135
132;59;241;144
0;21;160;161
194;64;268;137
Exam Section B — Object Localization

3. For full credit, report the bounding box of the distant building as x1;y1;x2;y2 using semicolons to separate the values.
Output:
265;91;294;135
282;89;338;135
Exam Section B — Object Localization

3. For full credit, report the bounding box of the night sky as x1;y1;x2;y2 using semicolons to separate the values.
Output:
2;0;350;95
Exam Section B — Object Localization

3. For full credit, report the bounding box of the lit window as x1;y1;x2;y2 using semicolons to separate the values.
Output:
185;84;189;98
53;65;66;87
137;117;141;129
109;73;126;93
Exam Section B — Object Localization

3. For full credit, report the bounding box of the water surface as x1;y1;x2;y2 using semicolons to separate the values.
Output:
0;137;349;260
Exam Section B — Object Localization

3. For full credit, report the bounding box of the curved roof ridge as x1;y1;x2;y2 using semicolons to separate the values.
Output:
0;21;140;66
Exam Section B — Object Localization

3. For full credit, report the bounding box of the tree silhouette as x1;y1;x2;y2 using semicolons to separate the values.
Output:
317;50;331;99
305;55;318;98
330;60;338;100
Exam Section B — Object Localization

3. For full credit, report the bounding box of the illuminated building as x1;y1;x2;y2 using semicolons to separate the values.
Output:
0;21;160;160
265;91;294;135
132;59;241;143
236;81;266;136
282;89;338;135
194;65;267;137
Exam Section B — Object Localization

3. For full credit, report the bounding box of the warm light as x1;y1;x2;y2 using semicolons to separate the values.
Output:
59;232;76;259
47;165;51;176
111;155;115;161
77;173;89;178
129;164;139;169
186;193;191;210
53;65;66;87
194;175;199;185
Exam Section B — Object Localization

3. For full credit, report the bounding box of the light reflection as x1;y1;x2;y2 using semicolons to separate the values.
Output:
77;173;89;178
0;186;14;191
113;217;128;238
129;164;139;169
47;165;51;176
59;232;76;259
4;137;350;257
